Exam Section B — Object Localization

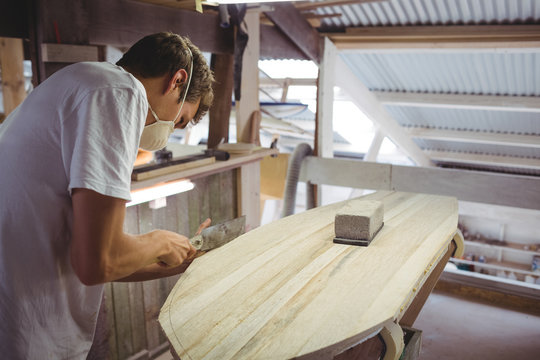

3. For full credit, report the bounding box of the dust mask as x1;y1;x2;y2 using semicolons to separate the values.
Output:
139;48;193;151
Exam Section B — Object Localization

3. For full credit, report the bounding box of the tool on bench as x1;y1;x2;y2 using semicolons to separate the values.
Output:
132;148;230;181
333;200;384;246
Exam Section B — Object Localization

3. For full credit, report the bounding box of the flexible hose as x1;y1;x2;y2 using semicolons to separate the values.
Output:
282;143;315;217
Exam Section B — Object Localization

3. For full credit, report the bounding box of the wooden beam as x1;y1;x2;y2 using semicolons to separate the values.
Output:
235;10;260;144
0;1;28;38
334;55;434;167
425;150;540;170
87;0;233;54
0;37;26;117
315;37;336;159
406;128;540;149
208;53;234;149
328;25;540;50
299;156;540;210
295;0;385;11
260;24;308;60
376;92;540;113
264;3;320;63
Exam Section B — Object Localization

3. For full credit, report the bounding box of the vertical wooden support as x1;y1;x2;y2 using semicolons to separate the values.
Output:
0;37;26;118
315;37;336;159
364;130;385;162
237;162;261;231
235;10;260;144
314;37;337;205
208;53;234;148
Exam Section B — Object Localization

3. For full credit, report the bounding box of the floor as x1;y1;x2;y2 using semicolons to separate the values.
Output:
414;290;540;360
156;289;540;360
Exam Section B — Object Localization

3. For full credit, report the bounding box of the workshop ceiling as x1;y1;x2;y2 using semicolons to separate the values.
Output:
286;0;540;176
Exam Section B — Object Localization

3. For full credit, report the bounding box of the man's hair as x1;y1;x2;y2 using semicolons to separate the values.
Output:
116;32;214;124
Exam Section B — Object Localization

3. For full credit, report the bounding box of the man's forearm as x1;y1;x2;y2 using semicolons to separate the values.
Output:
114;260;193;282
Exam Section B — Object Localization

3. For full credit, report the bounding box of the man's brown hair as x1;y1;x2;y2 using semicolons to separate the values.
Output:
117;32;214;124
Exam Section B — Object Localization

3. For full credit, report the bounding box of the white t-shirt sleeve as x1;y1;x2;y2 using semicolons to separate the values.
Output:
62;86;146;201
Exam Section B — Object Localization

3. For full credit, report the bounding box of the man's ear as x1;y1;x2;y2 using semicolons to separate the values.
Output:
164;69;188;95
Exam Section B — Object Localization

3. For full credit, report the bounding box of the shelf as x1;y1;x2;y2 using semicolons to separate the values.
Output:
450;258;539;277
464;240;540;257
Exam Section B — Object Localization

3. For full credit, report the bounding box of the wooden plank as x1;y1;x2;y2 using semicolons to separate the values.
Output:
131;156;215;181
299;156;392;190
133;0;202;12
328;25;540;50
263;3;320;63
40;43;99;63
334;55;434;167
104;283;119;360
159;191;458;359
208;53;234;149
399;240;457;327
375;91;540;113
295;0;385;11
128;282;147;354
112;283;134;359
425;150;540;170
87;0;234;54
235;10;260;144
236;162;261;231
300;156;540;210
315;37;336;159
406;127;540;148
260;24;309;60
0;37;26;117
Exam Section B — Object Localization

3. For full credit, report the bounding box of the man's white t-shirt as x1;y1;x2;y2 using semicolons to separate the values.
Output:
0;62;147;359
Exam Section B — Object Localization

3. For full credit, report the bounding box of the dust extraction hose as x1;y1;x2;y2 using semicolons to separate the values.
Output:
282;143;316;217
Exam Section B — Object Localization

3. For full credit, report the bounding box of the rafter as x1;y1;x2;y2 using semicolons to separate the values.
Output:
425;150;540;170
406;128;540;149
334;56;433;167
327;25;540;50
375;92;540;113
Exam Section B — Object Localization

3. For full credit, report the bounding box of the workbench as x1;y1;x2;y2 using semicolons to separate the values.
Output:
159;191;464;360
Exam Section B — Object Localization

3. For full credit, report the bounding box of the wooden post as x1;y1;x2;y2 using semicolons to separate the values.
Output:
314;37;337;205
0;37;26;119
208;53;234;148
235;10;260;144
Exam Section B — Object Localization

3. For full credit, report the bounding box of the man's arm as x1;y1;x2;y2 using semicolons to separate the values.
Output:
70;188;197;285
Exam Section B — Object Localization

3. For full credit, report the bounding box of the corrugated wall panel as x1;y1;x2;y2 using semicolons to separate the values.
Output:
414;138;540;158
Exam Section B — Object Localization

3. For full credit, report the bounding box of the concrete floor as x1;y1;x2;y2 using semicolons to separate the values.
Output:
414;290;540;360
156;289;540;360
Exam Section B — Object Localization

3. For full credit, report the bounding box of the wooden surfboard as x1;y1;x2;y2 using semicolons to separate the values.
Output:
159;191;458;359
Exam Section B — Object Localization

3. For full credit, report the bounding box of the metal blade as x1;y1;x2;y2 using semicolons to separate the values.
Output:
190;216;246;252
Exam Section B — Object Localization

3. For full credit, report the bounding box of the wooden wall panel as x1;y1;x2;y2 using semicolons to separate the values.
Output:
92;170;237;359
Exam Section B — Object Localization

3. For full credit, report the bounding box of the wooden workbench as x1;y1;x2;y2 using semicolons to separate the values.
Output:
159;191;464;359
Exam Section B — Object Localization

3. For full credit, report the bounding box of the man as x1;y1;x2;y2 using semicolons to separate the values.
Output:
0;32;214;359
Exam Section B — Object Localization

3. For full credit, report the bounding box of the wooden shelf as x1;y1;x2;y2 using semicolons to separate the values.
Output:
464;240;540;257
450;258;539;277
130;148;278;191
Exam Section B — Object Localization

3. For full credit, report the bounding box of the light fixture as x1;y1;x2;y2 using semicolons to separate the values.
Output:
127;179;195;208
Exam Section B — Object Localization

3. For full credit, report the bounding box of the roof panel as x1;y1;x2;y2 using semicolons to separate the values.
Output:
385;106;540;135
414;138;540;158
339;52;540;96
318;0;540;30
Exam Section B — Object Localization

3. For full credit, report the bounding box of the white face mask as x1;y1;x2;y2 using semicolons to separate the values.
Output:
139;48;193;151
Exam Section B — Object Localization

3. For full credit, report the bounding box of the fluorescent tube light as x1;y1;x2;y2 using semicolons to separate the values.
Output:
127;180;194;207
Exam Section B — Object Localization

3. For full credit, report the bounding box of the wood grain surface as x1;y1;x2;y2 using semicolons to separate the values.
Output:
159;191;458;359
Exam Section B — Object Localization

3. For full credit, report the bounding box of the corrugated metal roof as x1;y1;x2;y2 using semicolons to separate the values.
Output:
385;106;540;134
316;0;540;31
339;52;540;96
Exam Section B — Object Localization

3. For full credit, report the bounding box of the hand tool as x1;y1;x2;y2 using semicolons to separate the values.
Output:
189;215;245;251
333;200;384;246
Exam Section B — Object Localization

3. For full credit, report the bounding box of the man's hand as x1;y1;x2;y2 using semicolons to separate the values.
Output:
154;230;197;268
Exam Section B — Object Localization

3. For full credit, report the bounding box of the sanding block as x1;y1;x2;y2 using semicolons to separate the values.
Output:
333;200;384;246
